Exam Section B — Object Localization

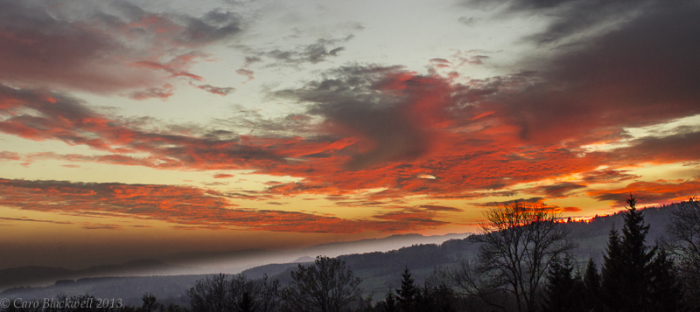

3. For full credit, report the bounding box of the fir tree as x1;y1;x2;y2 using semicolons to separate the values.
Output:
601;194;669;312
542;255;585;312
582;258;601;311
397;267;418;312
619;195;657;311
601;226;625;311
649;248;683;312
384;289;397;312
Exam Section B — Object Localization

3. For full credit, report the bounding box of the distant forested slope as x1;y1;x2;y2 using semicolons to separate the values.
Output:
2;203;681;303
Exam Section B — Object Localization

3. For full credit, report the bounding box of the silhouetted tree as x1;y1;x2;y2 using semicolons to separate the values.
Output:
238;291;257;312
384;290;397;312
582;258;601;311
600;194;683;312
669;198;700;309
649;248;683;312
396;267;418;312
257;274;280;312
187;274;230;312
281;256;362;312
620;195;657;311
461;201;574;312
141;293;163;312
541;255;585;312
601;227;625;311
187;273;277;312
421;283;456;312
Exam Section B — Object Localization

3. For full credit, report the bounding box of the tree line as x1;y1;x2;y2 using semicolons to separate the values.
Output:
2;195;699;311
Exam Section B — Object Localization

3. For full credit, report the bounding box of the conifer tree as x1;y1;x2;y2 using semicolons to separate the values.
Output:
601;194;664;312
601;226;625;311
649;248;683;312
384;289;398;312
619;195;657;311
542;256;585;312
582;258;601;311
397;267;418;312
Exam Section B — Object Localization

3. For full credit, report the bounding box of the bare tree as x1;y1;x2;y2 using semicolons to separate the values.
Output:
187;273;279;312
257;274;281;312
454;201;573;312
281;256;362;312
669;198;700;308
187;274;230;312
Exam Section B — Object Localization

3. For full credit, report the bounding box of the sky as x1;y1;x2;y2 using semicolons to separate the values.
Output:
1;0;699;270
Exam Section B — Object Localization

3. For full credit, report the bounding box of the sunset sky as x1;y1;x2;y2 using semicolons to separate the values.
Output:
1;0;699;269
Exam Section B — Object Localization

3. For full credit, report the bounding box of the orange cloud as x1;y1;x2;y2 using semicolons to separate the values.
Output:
0;179;448;234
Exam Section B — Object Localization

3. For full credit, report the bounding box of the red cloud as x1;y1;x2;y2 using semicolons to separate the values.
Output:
0;151;20;161
213;174;234;179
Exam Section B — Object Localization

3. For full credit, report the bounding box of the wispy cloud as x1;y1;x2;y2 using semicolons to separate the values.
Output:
0;178;449;233
0;1;242;96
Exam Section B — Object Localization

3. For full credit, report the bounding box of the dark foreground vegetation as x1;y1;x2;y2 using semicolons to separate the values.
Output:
3;196;699;312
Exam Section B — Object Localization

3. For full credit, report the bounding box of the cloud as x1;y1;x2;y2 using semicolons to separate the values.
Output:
82;223;122;230
0;217;73;225
276;65;453;170
610;130;700;165
465;0;651;44
213;173;234;179
418;204;463;212
236;69;255;82
562;207;582;213
372;207;450;227
266;37;350;65
588;180;700;206
0;151;20;161
582;169;640;184
128;84;175;100
0;1;242;95
475;197;545;207
458;16;478;26
0;178;448;233
193;84;235;96
1;32;699;206
460;1;700;148
240;35;355;68
528;182;586;198
0;85;289;170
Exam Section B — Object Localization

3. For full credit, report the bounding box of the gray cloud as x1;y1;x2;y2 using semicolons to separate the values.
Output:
266;36;353;65
275;65;451;170
463;0;651;44
469;1;700;145
530;182;586;198
0;0;243;94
